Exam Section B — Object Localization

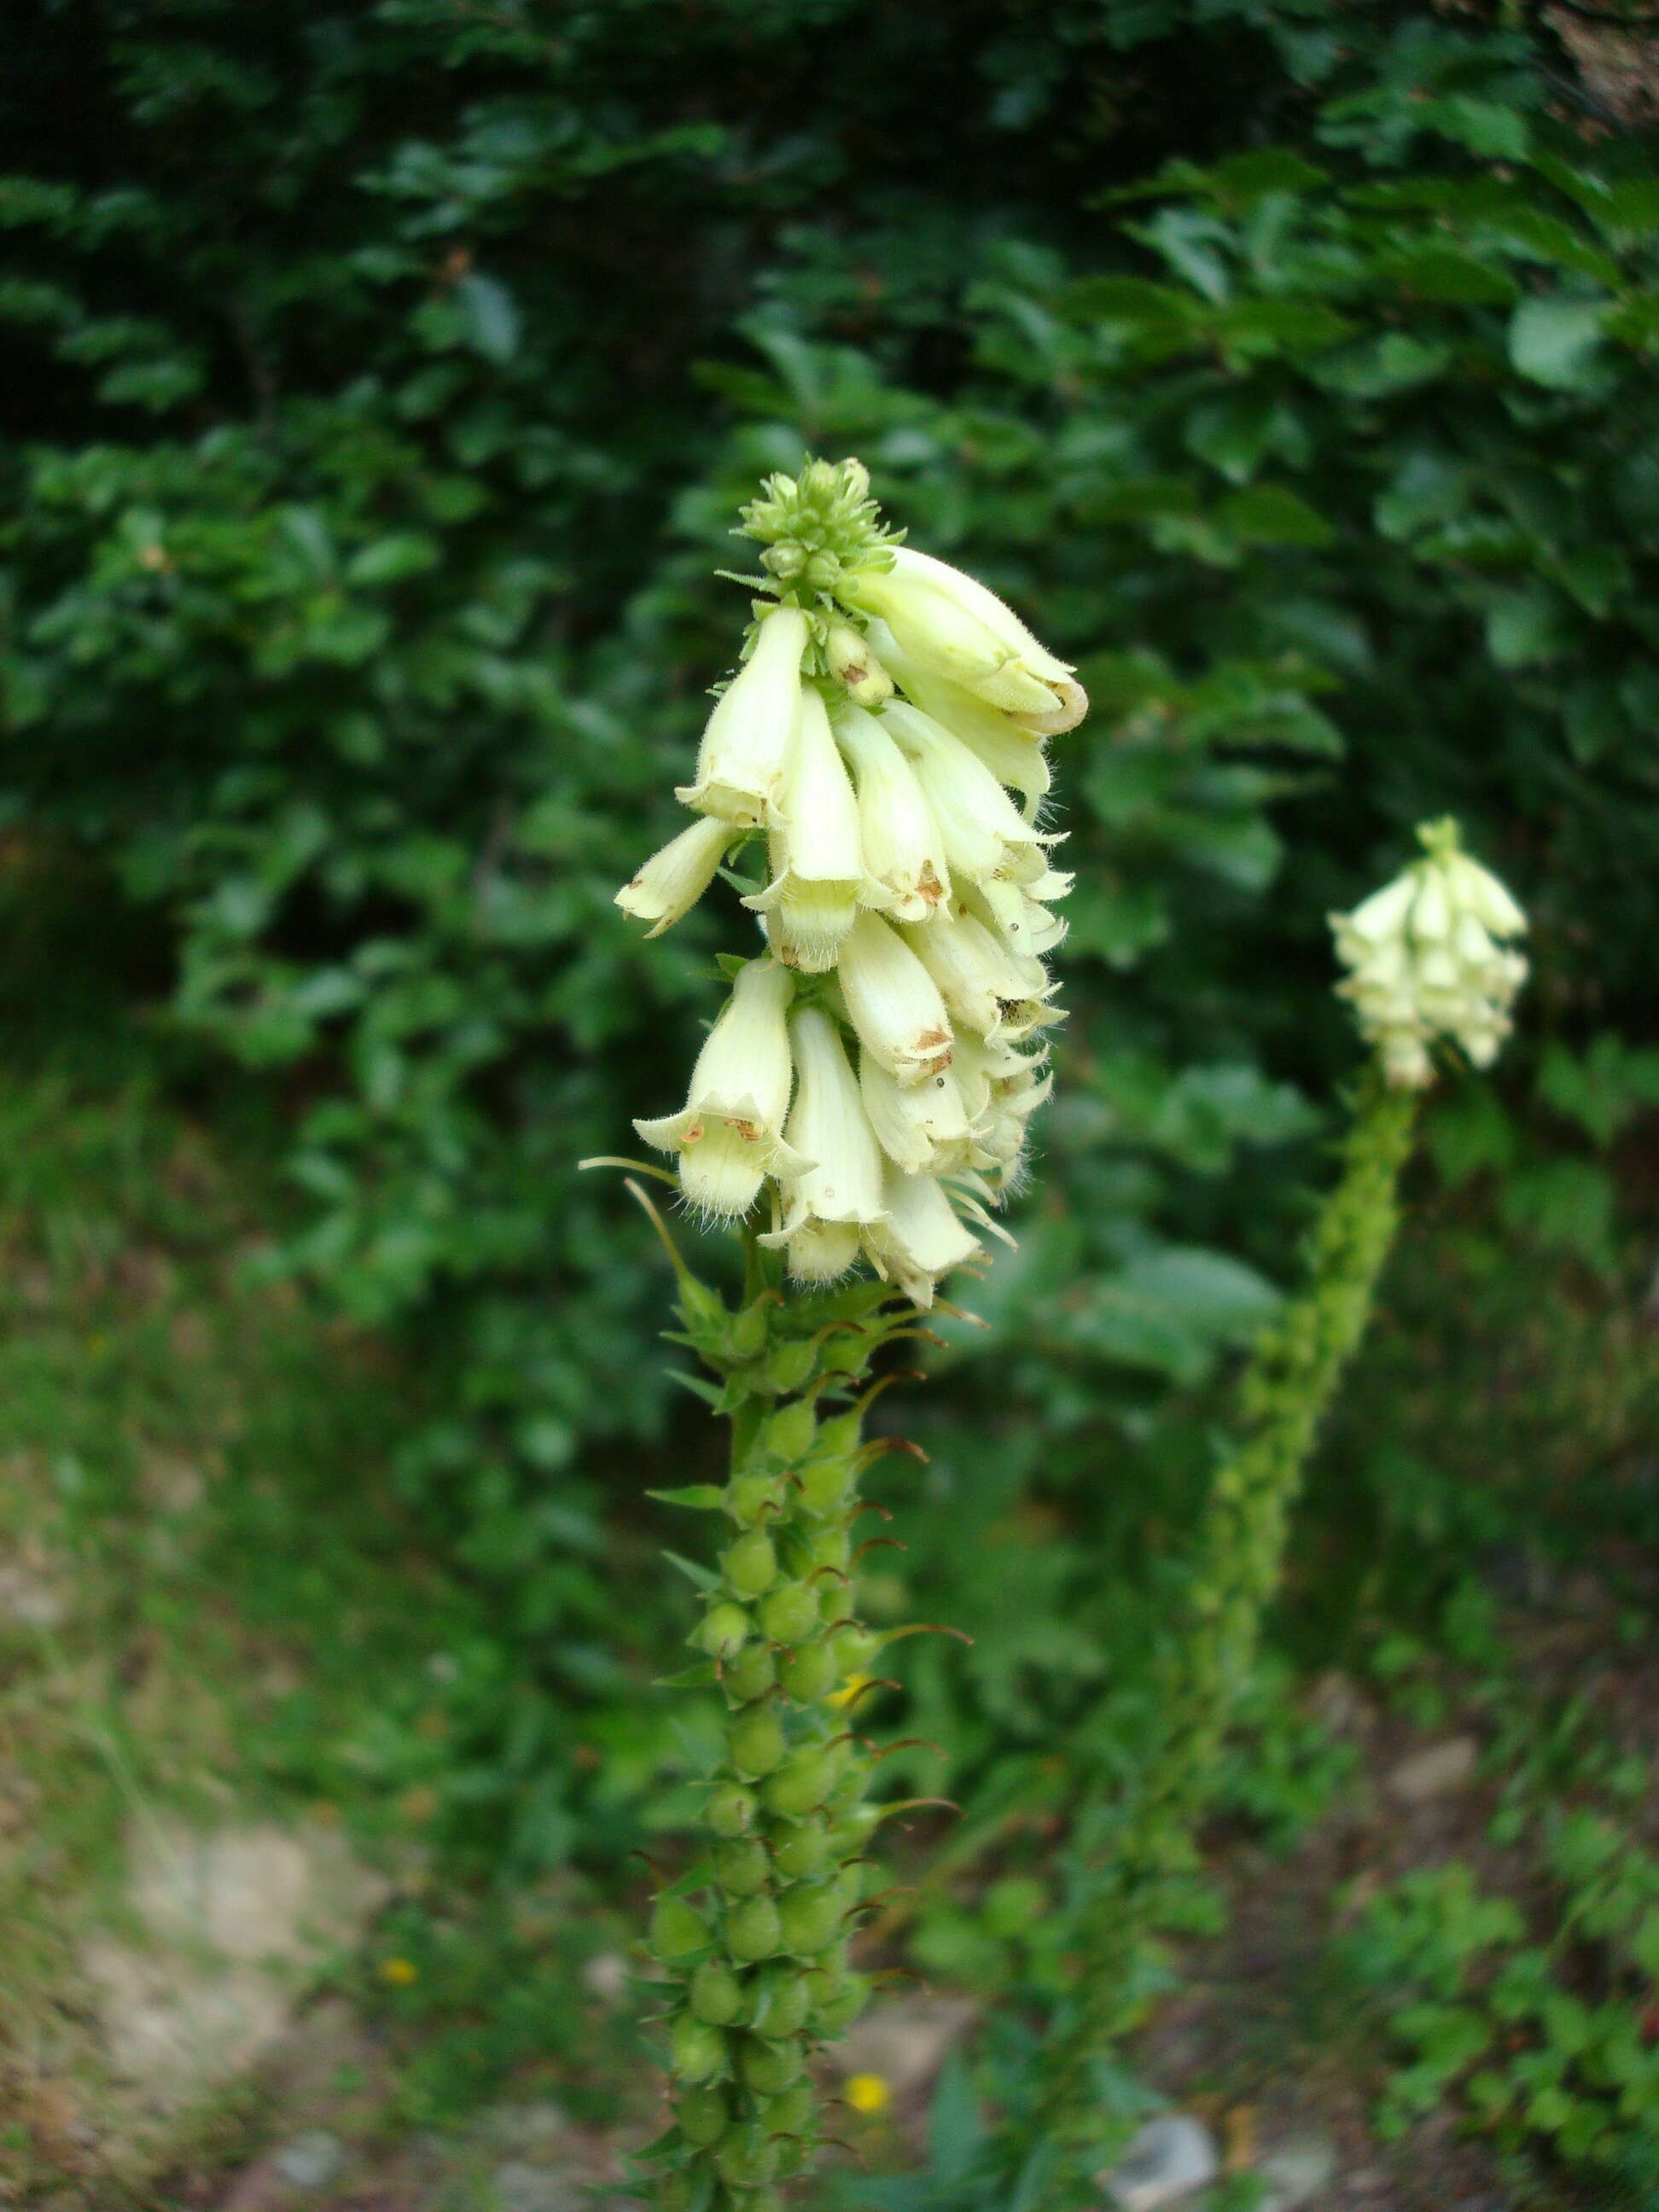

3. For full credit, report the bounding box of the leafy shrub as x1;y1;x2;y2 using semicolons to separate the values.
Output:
2;1;1656;1876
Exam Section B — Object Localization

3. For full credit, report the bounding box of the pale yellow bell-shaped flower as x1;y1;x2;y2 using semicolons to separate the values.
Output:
743;687;868;972
634;956;810;1218
880;700;1053;890
675;604;810;826
864;617;1051;821
832;702;952;924
835;910;955;1087
864;1167;984;1311
859;1048;975;1178
760;1008;887;1283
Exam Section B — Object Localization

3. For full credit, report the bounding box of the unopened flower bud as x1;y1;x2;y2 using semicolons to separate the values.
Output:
614;812;733;938
677;2080;733;2139
725;1895;783;1962
671;2012;728;2081
824;623;894;707
840;545;1086;732
728;1706;787;1778
758;1582;820;1644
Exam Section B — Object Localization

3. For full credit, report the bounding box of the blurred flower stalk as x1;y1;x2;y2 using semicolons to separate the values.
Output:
605;460;1086;2211
1011;824;1530;2207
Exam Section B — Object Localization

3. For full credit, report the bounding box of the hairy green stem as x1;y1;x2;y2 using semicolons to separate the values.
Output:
1032;1070;1419;2190
640;1257;923;2212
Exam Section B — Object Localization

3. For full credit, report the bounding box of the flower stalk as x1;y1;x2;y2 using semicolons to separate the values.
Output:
638;1248;936;2212
610;458;1088;2207
1024;1069;1420;2197
1004;821;1530;2204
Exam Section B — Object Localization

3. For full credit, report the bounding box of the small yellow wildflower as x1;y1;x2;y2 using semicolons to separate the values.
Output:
380;1956;419;1987
829;1672;872;1711
845;2072;892;2116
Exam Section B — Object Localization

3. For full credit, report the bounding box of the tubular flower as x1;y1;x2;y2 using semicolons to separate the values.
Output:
864;619;1052;820
901;903;1048;1041
676;604;810;825
835;911;954;1087
880;700;1052;888
615;814;736;937
859;1050;975;1179
840;545;1086;734
762;1008;886;1284
635;956;809;1218
832;703;951;923
744;686;868;972
1331;818;1528;1088
864;1167;985;1311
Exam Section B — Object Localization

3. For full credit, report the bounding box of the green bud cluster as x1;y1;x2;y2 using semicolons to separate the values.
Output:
640;1260;918;2212
736;456;898;606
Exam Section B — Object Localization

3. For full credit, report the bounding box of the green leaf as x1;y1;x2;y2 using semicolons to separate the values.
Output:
1062;275;1196;329
645;1485;728;1511
665;1370;723;1409
1066;1245;1281;1382
1508;296;1607;389
345;533;441;585
1208;148;1329;207
1214;484;1334;548
927;2053;985;2186
1485;588;1564;670
1499;1159;1617;1275
660;1549;720;1594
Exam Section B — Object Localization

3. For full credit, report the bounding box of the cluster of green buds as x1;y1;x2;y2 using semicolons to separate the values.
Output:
637;1262;946;2212
1330;818;1528;1089
617;458;1086;1310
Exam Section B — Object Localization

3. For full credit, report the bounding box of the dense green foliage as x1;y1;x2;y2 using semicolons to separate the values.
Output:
4;4;1657;2139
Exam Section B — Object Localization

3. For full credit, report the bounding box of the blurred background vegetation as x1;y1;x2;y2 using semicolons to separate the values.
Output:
3;3;1659;2207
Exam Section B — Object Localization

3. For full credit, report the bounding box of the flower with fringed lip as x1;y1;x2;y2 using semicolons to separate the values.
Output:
634;955;809;1218
760;1006;886;1283
864;1166;985;1310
